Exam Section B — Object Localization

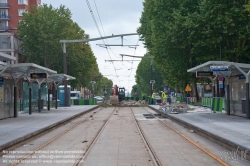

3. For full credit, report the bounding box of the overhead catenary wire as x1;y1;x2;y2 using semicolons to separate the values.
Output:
93;0;108;44
86;0;141;88
127;37;140;91
85;0;119;83
92;0;135;79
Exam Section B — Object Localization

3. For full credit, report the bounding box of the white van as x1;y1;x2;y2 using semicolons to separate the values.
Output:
70;91;81;99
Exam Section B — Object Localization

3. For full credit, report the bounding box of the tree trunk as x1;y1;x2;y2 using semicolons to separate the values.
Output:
193;80;199;102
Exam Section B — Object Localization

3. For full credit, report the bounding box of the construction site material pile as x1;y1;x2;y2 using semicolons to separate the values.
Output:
98;100;148;107
171;102;195;111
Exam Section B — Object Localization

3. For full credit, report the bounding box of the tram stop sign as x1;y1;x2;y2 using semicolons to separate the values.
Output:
185;84;191;92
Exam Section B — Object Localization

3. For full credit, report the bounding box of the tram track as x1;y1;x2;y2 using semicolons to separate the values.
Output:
140;107;229;166
130;107;161;166
0;106;98;154
74;107;117;166
2;106;241;166
7;107;116;166
79;106;157;166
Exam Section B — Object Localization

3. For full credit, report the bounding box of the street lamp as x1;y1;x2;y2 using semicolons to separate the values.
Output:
90;81;96;98
150;80;156;94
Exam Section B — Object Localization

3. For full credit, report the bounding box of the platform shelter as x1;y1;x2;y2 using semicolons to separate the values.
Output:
47;74;75;109
0;63;57;119
187;61;250;119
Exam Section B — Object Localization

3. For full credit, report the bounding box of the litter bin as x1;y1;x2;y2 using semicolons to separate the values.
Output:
38;99;44;109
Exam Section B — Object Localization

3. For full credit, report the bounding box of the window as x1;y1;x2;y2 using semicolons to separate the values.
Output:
2;42;8;49
18;0;28;5
0;9;7;16
0;0;7;3
18;9;27;16
0;21;7;26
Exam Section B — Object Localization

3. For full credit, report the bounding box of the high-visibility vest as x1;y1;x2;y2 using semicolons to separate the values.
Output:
151;93;156;98
162;92;167;99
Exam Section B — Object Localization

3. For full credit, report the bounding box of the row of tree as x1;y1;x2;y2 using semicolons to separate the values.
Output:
136;0;250;96
18;4;113;96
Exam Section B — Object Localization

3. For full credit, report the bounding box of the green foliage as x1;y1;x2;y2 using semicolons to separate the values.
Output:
137;0;250;92
17;4;111;89
131;84;141;97
135;54;164;96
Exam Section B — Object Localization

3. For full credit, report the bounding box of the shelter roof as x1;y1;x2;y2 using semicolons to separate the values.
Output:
47;74;75;83
187;61;250;76
0;63;57;79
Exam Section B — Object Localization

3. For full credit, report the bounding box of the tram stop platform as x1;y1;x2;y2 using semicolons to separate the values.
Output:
0;105;98;152
148;104;250;160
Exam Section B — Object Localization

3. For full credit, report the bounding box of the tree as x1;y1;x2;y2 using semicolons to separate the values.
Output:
135;54;164;96
18;4;100;88
137;0;250;95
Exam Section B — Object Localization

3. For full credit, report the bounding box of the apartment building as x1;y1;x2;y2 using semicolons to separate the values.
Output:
0;1;41;119
0;0;41;64
0;0;41;33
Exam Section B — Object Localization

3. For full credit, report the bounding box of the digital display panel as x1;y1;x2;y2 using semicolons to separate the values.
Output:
30;73;47;79
196;71;213;78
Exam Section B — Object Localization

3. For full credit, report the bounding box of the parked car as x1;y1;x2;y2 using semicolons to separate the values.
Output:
94;96;103;101
70;91;81;99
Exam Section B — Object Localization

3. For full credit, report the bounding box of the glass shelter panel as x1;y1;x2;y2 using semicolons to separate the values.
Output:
22;82;47;110
230;76;248;116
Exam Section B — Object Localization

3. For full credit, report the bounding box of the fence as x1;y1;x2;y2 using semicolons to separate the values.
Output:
71;99;97;105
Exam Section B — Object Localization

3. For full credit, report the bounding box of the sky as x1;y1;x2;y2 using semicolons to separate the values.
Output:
42;0;147;92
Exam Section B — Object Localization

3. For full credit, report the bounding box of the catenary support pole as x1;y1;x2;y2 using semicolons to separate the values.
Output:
63;42;69;107
150;59;153;96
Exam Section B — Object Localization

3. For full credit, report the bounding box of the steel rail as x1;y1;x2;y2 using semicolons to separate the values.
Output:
75;107;117;166
10;108;102;166
130;107;162;166
143;107;229;166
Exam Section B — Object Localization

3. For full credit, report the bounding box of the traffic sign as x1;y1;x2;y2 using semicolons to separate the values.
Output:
218;76;224;81
185;84;191;92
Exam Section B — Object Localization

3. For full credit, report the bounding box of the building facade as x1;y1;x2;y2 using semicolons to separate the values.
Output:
0;0;41;119
0;0;41;33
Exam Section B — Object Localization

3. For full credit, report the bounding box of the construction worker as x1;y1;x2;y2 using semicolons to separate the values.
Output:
151;91;156;104
161;91;167;104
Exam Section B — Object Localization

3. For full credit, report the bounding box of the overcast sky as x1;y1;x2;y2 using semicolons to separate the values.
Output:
42;0;147;92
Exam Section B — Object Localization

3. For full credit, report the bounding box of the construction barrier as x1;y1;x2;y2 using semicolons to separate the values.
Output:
124;96;147;101
182;97;189;104
71;99;97;105
148;97;154;104
177;96;182;102
189;97;197;106
211;97;224;112
201;97;212;107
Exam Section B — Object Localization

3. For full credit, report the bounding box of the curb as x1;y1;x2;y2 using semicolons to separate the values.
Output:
148;105;250;161
0;106;99;151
